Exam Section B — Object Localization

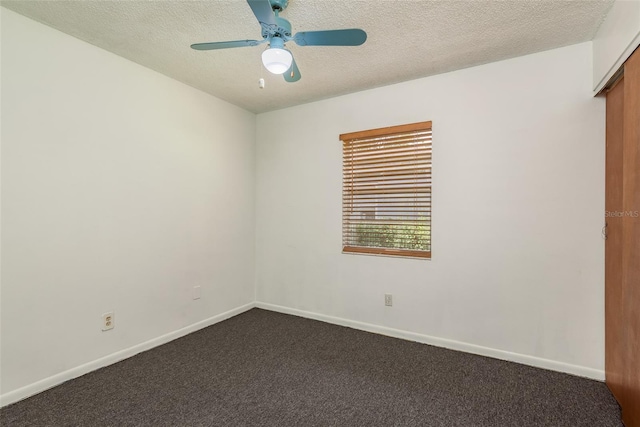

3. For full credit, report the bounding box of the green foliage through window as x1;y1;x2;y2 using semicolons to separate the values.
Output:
351;220;431;252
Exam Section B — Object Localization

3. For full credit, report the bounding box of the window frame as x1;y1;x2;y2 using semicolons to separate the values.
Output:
340;121;432;260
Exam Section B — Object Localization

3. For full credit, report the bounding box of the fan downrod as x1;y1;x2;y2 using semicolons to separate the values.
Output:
269;0;289;12
261;1;292;39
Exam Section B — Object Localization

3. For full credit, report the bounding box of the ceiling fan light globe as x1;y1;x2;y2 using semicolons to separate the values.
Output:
262;48;293;74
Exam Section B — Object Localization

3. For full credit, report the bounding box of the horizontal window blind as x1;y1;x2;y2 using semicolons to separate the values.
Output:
340;121;432;259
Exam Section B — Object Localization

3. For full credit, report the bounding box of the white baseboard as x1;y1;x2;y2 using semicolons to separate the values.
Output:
2;300;604;408
0;302;256;408
255;301;605;381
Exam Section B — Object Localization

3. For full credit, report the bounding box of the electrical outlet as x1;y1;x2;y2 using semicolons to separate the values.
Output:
102;312;114;331
192;285;201;300
385;294;393;307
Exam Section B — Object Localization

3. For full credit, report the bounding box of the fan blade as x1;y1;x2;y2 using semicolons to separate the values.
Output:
284;55;301;83
293;29;367;46
246;0;277;26
191;40;263;50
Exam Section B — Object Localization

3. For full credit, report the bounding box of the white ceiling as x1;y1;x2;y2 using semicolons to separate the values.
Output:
2;0;614;113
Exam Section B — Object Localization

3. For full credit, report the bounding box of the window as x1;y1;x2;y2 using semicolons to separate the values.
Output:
341;121;432;259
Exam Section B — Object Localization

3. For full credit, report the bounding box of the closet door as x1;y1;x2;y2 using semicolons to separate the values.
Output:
605;76;624;404
605;47;640;427
621;47;639;426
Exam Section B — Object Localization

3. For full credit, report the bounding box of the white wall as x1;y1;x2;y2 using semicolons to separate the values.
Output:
1;8;255;402
593;0;640;92
255;42;606;378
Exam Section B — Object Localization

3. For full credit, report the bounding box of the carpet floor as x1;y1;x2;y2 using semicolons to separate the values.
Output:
1;308;622;426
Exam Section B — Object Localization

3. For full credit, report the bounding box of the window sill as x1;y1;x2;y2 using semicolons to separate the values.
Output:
342;247;431;260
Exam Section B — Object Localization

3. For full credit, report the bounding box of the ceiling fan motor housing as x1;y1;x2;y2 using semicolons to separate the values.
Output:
262;16;292;39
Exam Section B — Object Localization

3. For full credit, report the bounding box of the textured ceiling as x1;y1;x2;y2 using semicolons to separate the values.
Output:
2;0;614;113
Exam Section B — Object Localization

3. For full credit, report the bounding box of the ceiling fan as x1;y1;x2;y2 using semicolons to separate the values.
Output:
190;0;367;83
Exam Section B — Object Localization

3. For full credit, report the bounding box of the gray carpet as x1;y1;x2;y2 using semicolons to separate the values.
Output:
0;308;622;426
